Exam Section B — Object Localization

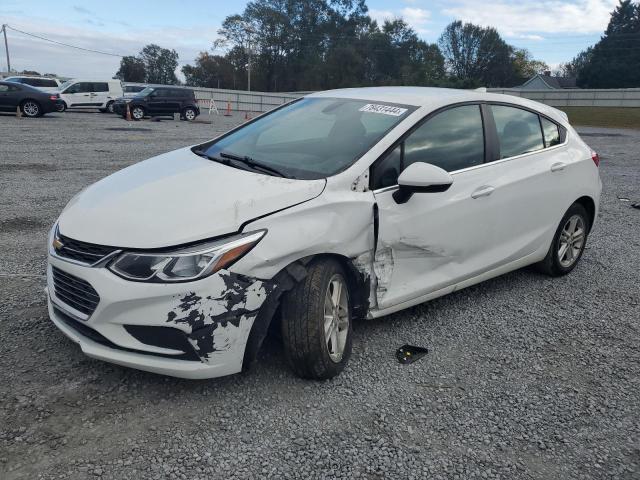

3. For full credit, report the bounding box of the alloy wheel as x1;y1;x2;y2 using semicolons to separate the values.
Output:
132;107;144;120
558;214;586;268
184;109;196;121
23;101;39;117
323;274;349;363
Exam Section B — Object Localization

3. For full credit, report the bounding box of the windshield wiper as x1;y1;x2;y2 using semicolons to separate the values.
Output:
220;151;291;178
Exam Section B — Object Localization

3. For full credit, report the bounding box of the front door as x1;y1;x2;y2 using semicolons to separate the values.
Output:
0;84;16;111
147;88;168;114
372;104;496;309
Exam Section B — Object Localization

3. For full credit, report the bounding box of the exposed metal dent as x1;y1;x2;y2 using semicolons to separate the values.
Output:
351;170;370;192
372;245;394;299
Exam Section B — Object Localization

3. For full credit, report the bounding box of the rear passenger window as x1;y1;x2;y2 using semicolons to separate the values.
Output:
404;105;485;172
541;117;561;147
492;105;544;159
92;83;109;92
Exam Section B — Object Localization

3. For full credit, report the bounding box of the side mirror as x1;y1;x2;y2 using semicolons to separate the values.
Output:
392;162;454;204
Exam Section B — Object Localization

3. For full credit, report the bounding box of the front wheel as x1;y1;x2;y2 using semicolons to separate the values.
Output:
281;259;352;380
21;100;41;117
537;203;590;276
105;101;114;113
56;102;66;113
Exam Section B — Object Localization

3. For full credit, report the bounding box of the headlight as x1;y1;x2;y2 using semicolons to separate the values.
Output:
108;230;265;282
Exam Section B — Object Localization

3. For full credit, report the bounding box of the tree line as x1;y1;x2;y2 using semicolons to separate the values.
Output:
558;0;640;88
115;0;638;91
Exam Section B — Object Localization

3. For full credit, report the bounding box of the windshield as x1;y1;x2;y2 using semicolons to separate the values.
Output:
59;80;74;90
196;97;415;180
137;87;155;96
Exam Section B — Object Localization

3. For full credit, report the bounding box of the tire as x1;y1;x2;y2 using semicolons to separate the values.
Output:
131;105;145;121
281;259;352;380
56;102;66;113
182;107;197;121
537;203;590;277
105;101;115;114
21;100;41;117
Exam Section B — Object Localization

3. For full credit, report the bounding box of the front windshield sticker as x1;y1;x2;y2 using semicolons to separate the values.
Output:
359;104;408;117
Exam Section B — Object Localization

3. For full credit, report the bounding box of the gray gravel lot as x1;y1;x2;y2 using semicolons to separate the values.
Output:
0;111;639;480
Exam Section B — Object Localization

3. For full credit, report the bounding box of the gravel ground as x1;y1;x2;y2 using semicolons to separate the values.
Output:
0;111;638;480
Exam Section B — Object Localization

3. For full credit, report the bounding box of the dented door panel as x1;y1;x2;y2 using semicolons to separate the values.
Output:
373;167;497;310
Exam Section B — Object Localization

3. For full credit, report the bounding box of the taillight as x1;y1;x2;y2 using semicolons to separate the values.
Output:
49;94;59;100
591;150;600;167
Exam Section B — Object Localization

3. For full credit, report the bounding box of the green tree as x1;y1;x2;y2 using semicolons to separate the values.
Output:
575;0;640;87
140;44;179;85
512;49;549;83
116;56;146;82
438;20;517;87
182;52;236;88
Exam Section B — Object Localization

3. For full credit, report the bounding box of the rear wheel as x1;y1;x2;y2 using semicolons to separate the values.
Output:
56;102;66;113
182;107;197;121
537;203;590;276
281;259;352;380
106;101;115;113
21;100;41;117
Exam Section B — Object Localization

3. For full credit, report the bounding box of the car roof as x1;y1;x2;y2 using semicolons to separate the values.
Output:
308;86;568;125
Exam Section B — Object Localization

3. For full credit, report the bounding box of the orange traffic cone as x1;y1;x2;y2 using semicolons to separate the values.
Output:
244;111;250;121
125;103;132;121
224;102;232;116
16;105;22;118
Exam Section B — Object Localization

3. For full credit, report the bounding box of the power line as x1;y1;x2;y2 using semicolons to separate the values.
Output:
4;24;127;57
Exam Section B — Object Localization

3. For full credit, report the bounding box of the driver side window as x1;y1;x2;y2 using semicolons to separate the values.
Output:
371;105;485;189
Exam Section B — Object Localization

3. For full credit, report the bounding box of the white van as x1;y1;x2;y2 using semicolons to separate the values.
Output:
4;76;62;93
57;79;123;113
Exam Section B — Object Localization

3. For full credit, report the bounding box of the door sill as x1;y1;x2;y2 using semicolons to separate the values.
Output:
368;249;544;319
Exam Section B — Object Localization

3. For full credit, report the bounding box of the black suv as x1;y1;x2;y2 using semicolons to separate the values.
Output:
114;87;200;121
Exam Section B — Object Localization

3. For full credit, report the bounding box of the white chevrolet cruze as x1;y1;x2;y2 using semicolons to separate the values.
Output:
47;87;602;380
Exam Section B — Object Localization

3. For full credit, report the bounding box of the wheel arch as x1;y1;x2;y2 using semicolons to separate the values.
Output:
241;252;370;370
575;195;596;232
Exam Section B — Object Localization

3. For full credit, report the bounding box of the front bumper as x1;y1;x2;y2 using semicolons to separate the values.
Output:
46;254;274;379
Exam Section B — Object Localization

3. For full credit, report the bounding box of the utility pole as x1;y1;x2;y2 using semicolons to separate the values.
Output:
247;45;251;92
2;24;10;73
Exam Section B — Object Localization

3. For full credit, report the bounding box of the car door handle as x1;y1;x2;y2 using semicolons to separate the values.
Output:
550;162;566;172
471;186;495;199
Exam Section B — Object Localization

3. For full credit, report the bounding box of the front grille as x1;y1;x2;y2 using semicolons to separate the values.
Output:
56;232;117;265
52;266;100;316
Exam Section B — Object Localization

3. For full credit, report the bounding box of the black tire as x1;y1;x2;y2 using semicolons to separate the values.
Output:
537;203;590;277
182;107;197;121
21;99;41;117
56;102;66;113
281;259;353;380
104;101;114;113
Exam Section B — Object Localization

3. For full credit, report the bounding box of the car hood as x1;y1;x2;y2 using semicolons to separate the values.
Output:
58;147;326;249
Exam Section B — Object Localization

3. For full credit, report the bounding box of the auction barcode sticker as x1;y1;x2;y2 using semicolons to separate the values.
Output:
359;104;408;116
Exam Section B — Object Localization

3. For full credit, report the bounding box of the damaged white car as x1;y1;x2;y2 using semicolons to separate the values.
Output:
47;87;602;380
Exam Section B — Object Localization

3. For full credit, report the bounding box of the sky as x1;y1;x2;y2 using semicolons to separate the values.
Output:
0;0;619;81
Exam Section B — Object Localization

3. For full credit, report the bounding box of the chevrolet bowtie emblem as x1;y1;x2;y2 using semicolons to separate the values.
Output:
53;237;64;250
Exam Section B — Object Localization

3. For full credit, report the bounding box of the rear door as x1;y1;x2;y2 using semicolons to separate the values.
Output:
90;82;109;106
372;104;498;309
482;104;571;261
